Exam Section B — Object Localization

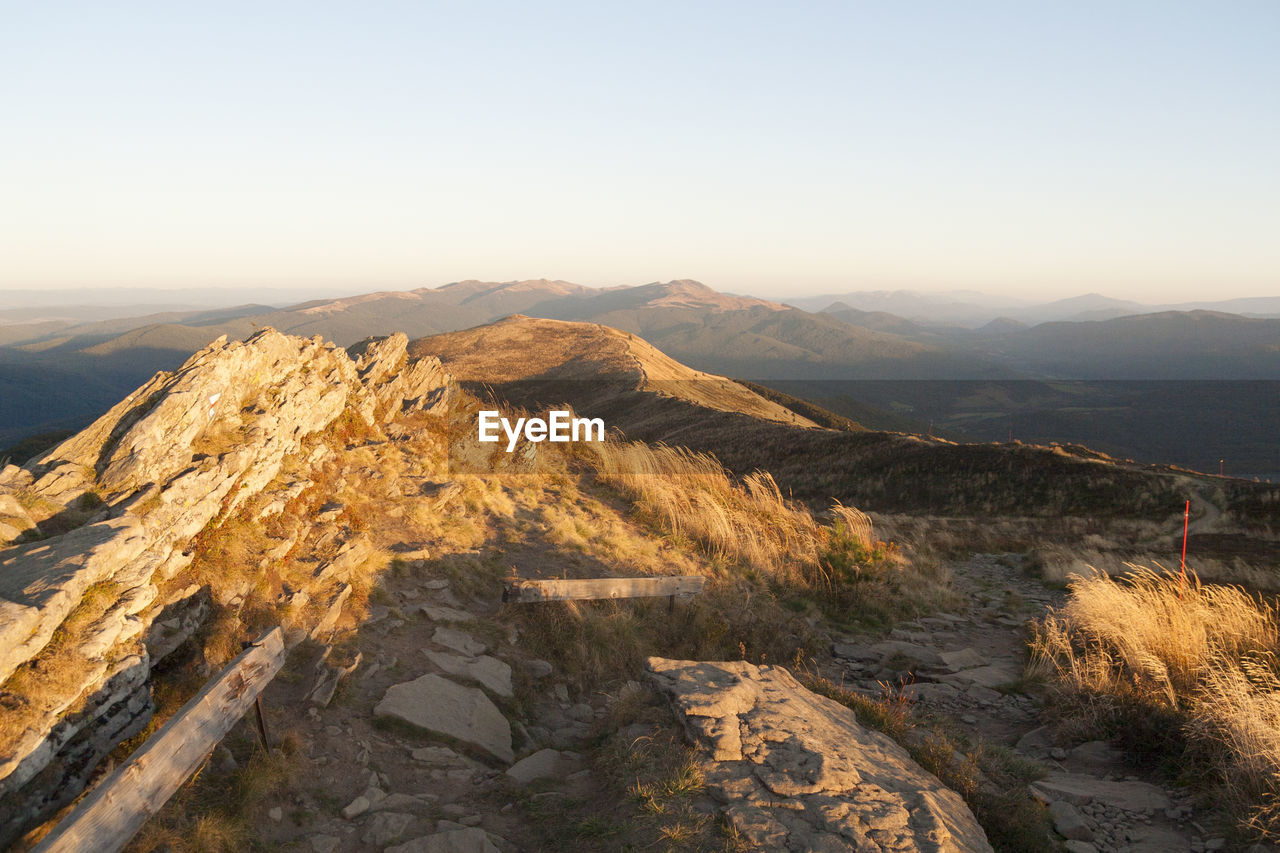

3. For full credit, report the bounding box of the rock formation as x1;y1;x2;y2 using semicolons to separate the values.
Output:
646;656;993;852
0;328;452;845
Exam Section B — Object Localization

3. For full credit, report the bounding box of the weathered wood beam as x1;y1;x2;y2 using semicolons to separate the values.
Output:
503;575;706;604
34;627;286;853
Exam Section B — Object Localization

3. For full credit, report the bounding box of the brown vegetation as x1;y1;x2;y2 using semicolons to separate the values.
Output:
1031;567;1280;841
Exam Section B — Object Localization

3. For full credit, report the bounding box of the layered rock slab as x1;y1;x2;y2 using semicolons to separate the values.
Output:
646;657;992;853
374;674;513;763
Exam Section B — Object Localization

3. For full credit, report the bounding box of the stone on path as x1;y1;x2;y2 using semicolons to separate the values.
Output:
375;674;512;762
940;662;1021;689
432;627;487;656
424;650;512;698
1049;800;1094;842
1032;772;1171;812
938;648;987;671
1064;842;1098;853
420;604;475;623
363;812;414;846
386;827;502;853
869;640;943;666
505;748;584;785
647;656;992;852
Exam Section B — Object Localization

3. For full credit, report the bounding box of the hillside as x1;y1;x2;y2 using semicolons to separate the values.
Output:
410;319;1280;570
408;315;817;429
3;321;1277;850
0;325;1016;851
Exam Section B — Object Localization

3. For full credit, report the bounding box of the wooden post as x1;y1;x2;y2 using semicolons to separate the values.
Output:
1180;500;1190;598
253;696;271;753
35;627;287;853
503;575;705;604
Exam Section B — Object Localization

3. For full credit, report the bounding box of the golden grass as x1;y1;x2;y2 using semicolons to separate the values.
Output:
591;440;828;580
1031;566;1277;705
1031;566;1280;839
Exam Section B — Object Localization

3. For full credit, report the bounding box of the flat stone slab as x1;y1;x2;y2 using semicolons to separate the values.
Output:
420;604;474;623
506;748;584;785
423;650;512;698
938;648;987;671
647;657;992;852
940;662;1021;689
1032;772;1171;812
869;640;943;666
387;828;501;853
375;674;512;763
432;627;487;656
831;642;880;662
901;682;960;703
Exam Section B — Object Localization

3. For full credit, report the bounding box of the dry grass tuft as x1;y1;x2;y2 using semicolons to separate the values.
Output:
1031;566;1280;840
591;441;822;579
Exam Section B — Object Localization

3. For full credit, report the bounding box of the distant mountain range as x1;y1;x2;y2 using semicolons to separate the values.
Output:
2;279;1278;476
785;289;1280;327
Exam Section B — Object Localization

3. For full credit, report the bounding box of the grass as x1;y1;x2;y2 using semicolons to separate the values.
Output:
589;438;957;627
1030;566;1280;841
795;660;1054;852
519;687;749;853
125;723;300;853
0;580;121;751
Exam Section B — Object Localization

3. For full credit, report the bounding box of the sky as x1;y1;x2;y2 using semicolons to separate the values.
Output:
1;1;1277;303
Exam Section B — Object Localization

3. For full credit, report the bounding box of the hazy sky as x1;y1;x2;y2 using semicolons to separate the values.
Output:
2;1;1277;302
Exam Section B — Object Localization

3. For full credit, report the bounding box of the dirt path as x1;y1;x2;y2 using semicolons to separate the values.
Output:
826;553;1240;853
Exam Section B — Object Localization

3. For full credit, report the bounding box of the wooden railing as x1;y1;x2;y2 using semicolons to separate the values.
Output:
34;627;286;853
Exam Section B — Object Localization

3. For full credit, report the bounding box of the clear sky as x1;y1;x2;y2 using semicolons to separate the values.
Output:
2;1;1277;302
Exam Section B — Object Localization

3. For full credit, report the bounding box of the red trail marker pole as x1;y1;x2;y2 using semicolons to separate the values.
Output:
1179;499;1190;598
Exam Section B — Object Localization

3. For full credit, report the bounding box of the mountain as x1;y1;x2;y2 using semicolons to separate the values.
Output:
410;318;1278;528
408;314;817;431
4;280;1278;473
0;280;1012;454
3;319;1278;848
986;310;1280;379
785;289;1029;326
820;302;941;340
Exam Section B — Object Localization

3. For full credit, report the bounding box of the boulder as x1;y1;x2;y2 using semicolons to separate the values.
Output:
647;657;992;852
375;674;513;762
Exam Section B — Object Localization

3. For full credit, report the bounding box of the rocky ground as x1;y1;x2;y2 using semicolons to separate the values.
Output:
222;552;1259;852
828;553;1247;853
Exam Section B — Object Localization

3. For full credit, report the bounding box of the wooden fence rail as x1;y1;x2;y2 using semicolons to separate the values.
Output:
503;575;706;604
34;627;287;853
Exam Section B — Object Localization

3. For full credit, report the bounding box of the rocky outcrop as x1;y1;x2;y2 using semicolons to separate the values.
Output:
646;657;992;853
350;333;452;424
0;491;36;545
0;328;452;845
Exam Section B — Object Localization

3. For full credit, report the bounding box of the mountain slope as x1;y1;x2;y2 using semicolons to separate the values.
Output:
409;315;818;429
